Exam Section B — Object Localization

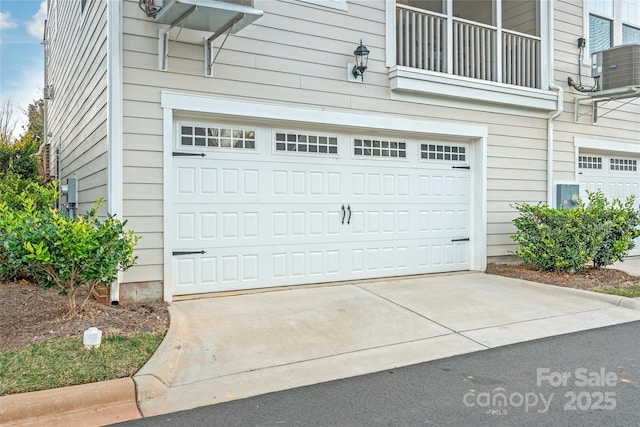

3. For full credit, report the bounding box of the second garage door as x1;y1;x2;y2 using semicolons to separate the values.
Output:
578;151;640;257
170;123;472;295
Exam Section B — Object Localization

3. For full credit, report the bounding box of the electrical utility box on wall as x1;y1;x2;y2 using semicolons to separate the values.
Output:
556;184;580;209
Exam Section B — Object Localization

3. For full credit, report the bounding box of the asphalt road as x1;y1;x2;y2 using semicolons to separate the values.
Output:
119;321;640;427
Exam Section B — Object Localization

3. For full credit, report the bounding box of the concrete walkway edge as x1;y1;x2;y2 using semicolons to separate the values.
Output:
0;378;141;427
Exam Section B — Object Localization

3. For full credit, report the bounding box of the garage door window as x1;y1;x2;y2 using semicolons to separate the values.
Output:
181;125;256;149
610;158;637;172
578;155;602;170
421;143;467;162
275;132;338;154
353;138;406;158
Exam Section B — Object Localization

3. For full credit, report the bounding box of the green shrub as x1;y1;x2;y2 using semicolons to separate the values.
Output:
1;175;140;315
0;173;57;211
585;191;639;268
2;199;139;316
0;175;58;281
511;191;640;274
0;134;39;181
511;202;597;274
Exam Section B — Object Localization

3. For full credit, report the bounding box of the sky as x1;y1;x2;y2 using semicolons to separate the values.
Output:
0;0;46;139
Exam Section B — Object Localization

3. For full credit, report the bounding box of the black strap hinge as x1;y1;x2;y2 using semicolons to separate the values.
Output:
173;152;206;157
451;238;470;242
452;165;470;170
172;250;206;256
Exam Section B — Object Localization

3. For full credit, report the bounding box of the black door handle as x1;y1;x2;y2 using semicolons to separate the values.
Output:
347;205;352;225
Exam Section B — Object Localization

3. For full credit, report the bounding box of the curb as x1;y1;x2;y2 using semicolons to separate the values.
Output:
133;304;186;412
0;378;141;427
495;274;640;311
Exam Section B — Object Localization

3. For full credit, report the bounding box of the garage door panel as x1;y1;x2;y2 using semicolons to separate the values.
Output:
270;166;343;199
417;206;470;237
418;241;469;271
171;132;472;294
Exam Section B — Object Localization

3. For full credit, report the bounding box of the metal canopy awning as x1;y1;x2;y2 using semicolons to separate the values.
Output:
154;0;263;33
154;0;263;72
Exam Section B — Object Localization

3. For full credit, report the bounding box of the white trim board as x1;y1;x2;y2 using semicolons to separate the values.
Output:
161;92;488;301
161;92;488;138
575;137;640;155
573;136;640;188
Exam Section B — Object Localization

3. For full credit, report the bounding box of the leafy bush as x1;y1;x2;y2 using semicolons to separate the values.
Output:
0;174;58;281
511;202;597;274
0;175;140;316
0;173;57;211
0;134;40;180
585;191;639;268
511;191;640;274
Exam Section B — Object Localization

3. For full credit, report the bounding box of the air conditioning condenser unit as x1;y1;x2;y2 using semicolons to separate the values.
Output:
591;44;640;90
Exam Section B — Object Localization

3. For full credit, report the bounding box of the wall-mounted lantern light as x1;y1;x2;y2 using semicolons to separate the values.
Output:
352;40;369;81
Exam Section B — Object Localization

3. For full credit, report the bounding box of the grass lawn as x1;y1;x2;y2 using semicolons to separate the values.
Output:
0;332;164;396
596;284;640;299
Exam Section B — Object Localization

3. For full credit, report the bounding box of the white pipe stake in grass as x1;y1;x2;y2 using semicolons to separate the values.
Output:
83;327;102;349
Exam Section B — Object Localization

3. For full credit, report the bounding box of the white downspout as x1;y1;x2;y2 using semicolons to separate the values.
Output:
107;0;123;304
547;1;563;207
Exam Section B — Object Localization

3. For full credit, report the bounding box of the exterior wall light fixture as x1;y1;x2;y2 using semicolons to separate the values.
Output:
352;40;369;81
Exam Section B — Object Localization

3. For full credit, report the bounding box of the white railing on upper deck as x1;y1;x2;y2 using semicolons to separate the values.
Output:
397;7;446;72
453;19;496;82
503;30;541;89
396;5;541;89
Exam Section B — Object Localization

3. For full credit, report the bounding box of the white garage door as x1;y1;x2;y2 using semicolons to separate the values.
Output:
170;123;471;295
578;152;640;257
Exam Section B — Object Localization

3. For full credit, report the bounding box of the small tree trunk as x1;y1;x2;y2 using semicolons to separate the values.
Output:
81;282;98;309
65;285;79;317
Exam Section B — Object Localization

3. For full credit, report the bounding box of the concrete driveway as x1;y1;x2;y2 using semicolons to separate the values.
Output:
134;272;640;417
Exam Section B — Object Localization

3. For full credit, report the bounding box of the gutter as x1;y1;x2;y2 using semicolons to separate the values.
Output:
546;2;563;207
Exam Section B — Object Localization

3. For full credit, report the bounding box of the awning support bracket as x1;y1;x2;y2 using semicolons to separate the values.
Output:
158;5;198;71
204;13;244;77
574;86;640;124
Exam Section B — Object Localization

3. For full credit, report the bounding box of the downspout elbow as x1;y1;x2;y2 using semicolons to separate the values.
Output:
549;83;564;120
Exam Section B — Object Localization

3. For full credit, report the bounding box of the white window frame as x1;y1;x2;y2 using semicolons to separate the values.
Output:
176;121;259;153
351;137;409;161
583;0;640;63
272;130;341;157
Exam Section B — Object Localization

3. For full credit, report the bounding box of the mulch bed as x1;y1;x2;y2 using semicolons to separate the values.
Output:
486;262;639;291
0;280;169;353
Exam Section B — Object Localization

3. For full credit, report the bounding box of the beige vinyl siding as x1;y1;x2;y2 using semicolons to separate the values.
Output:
47;0;108;214
503;0;539;35
118;0;638;282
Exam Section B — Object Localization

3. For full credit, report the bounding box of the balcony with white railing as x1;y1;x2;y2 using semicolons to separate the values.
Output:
390;3;556;111
396;5;541;88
